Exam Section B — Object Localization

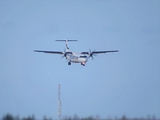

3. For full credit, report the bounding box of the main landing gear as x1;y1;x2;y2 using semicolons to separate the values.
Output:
68;62;71;65
81;63;85;66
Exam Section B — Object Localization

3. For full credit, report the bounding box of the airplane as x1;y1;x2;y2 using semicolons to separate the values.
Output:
34;39;118;66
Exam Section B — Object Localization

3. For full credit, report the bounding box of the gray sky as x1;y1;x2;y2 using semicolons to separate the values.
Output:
0;0;160;119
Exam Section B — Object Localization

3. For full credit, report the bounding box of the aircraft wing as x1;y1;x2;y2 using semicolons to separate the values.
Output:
34;50;73;55
34;50;63;54
92;50;119;54
81;52;89;54
81;50;119;55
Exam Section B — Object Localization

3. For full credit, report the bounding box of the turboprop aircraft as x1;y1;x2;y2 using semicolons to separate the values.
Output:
34;39;118;66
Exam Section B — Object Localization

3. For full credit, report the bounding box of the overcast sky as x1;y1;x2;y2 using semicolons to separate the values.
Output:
0;0;160;119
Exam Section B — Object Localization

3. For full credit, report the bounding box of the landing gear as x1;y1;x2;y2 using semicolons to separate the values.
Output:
68;62;71;65
81;63;85;66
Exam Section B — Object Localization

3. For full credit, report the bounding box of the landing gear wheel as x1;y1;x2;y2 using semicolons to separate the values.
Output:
68;62;71;65
81;63;85;66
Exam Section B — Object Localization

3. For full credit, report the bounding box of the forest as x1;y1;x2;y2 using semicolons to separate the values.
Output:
1;114;159;120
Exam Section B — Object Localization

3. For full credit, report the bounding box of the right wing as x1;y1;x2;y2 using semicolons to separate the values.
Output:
34;50;73;55
34;50;63;54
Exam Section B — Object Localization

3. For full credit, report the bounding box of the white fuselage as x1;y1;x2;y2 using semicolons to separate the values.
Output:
66;53;88;65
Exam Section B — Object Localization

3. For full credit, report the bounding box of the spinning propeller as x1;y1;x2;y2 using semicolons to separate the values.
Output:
61;49;72;59
89;49;97;60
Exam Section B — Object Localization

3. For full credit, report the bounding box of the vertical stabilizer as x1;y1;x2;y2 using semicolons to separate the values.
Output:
55;39;78;50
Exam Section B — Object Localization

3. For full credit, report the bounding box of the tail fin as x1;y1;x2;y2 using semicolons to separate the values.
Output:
56;39;78;50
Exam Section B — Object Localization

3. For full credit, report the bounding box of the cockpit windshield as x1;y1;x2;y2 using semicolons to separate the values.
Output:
79;56;87;58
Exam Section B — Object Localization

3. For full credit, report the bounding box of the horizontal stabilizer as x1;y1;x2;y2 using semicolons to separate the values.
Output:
56;40;78;42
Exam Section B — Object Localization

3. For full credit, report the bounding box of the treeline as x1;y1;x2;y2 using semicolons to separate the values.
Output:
1;114;160;120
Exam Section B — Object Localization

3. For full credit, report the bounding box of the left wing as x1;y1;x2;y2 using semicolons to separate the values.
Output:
81;50;119;55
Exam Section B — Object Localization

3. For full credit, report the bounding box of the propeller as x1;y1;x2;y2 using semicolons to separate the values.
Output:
61;49;72;59
61;49;67;58
89;49;96;60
